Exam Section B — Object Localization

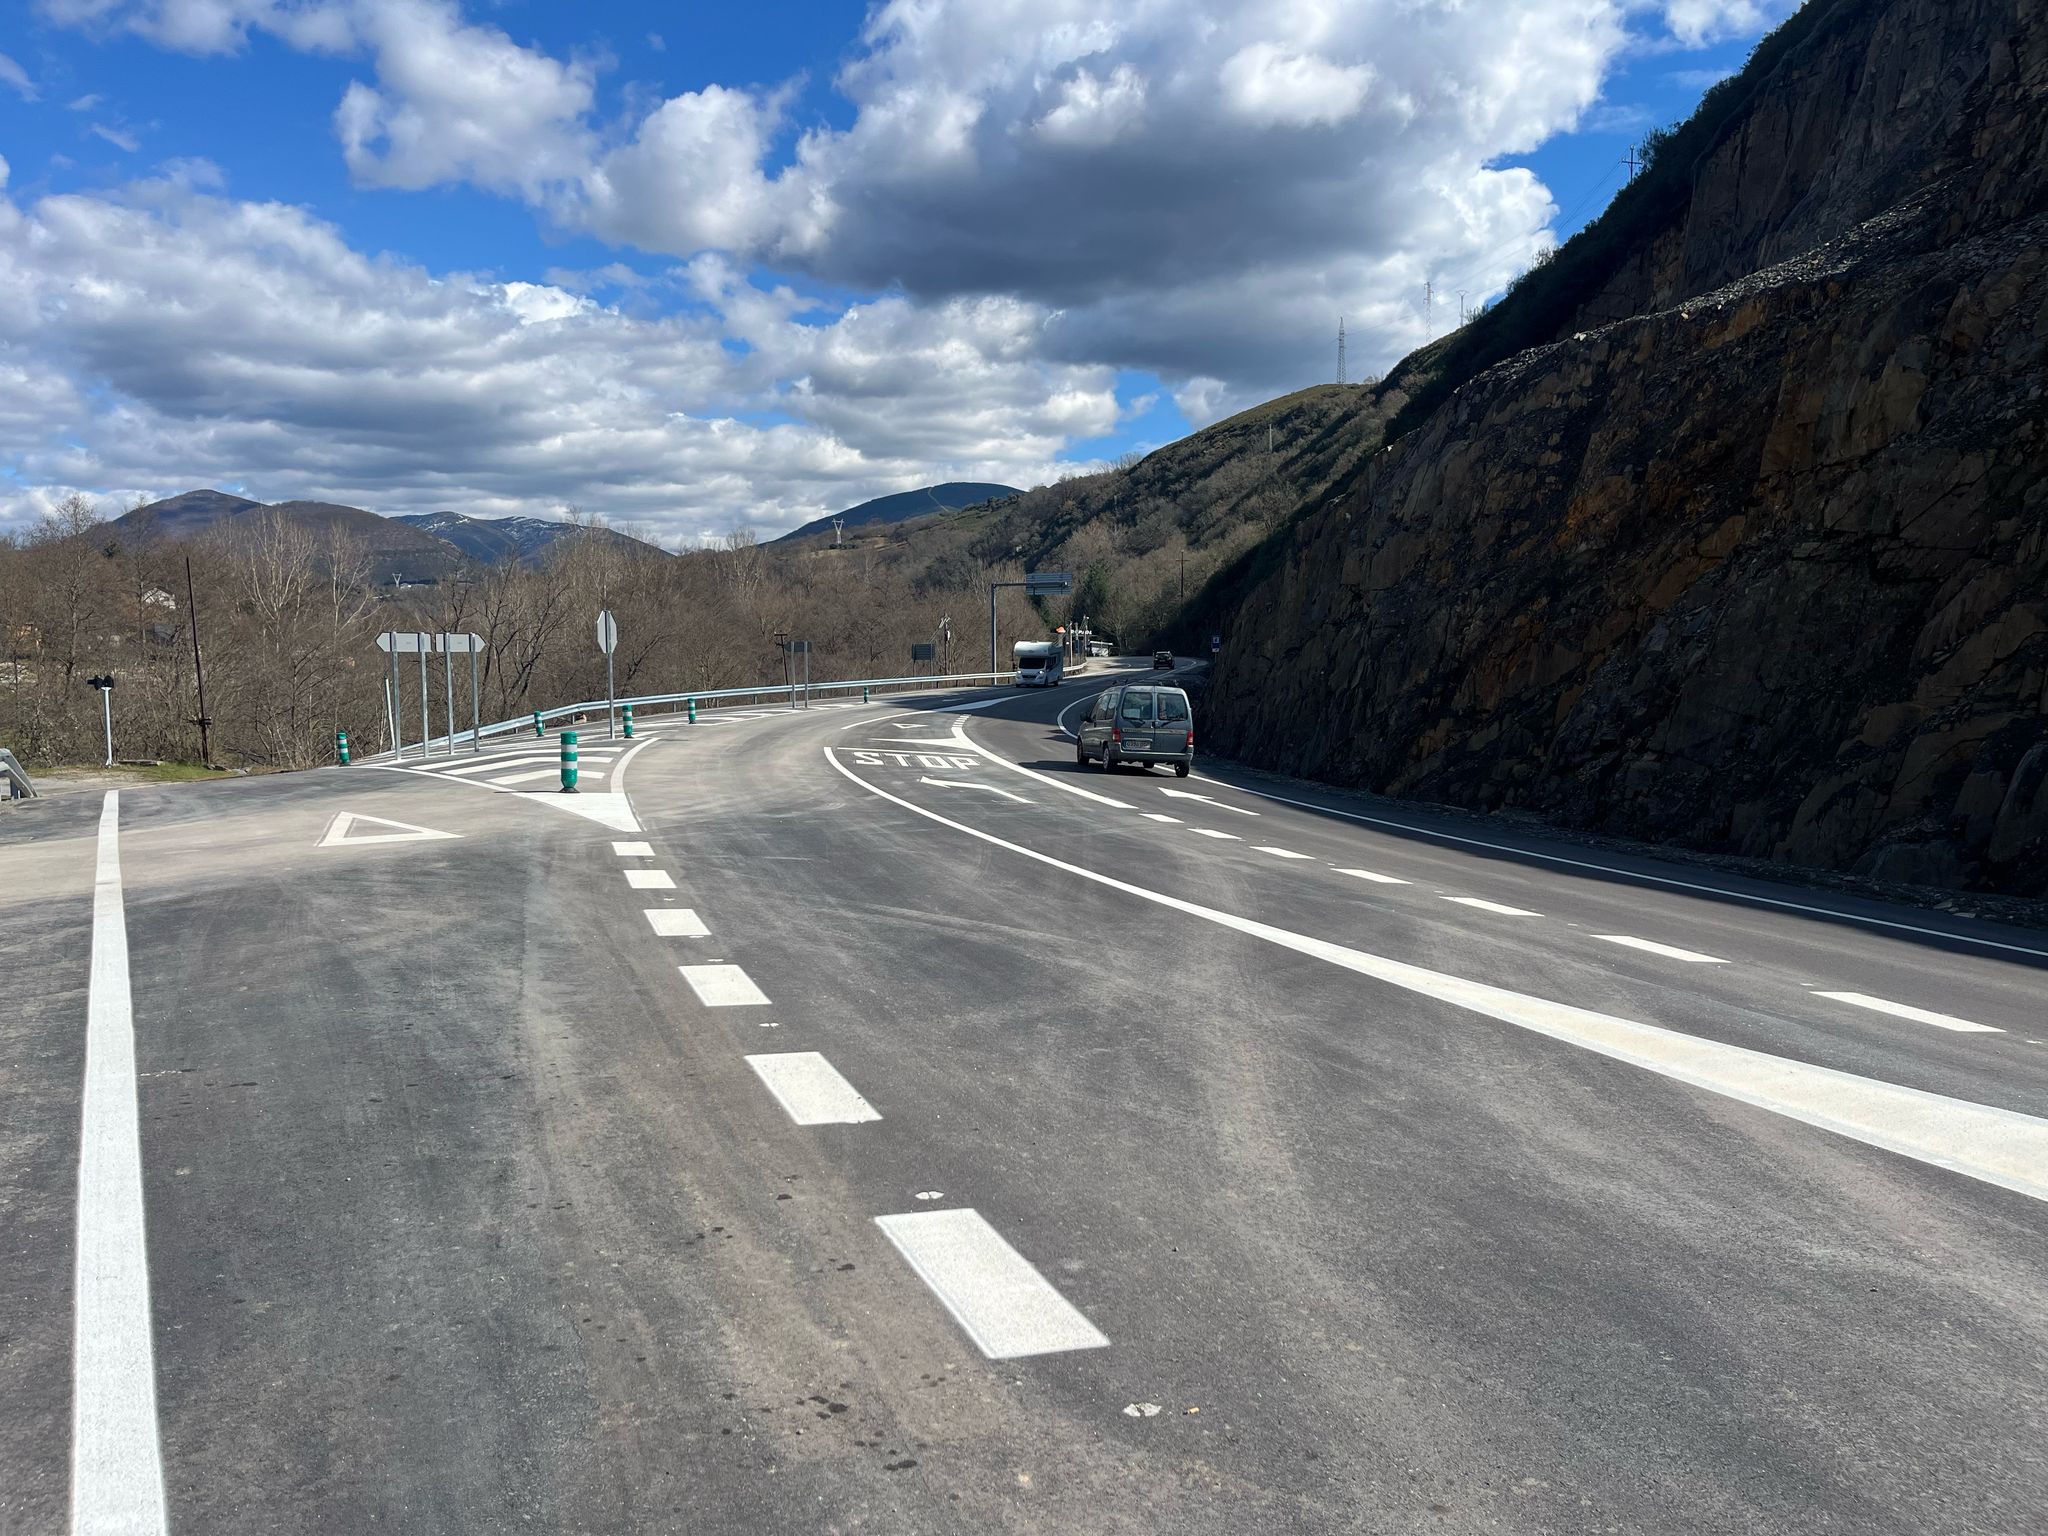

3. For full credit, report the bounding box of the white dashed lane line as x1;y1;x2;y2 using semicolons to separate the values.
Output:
493;766;604;786
644;908;711;937
612;840;653;857
1141;813;1181;823
1254;846;1312;860
745;1053;882;1125
625;869;676;890
1594;935;1729;965
1815;991;2003;1034
874;1209;1110;1360
1191;828;1240;841
1334;867;1410;885
680;964;771;1007
1443;896;1540;917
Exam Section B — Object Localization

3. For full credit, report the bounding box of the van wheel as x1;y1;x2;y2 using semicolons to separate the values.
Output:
1075;740;1088;765
1174;760;1191;778
1102;747;1118;773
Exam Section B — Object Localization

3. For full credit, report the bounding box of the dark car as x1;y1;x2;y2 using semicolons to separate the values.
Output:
1076;685;1193;776
1152;649;1173;668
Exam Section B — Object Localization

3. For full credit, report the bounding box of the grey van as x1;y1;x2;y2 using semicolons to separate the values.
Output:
1075;684;1193;776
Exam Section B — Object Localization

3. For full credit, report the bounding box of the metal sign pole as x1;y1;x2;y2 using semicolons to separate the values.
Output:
606;648;617;741
441;636;456;757
417;642;429;760
100;686;113;766
469;648;481;753
386;631;402;757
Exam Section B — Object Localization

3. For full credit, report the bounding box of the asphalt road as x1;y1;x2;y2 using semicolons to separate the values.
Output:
5;661;2046;1534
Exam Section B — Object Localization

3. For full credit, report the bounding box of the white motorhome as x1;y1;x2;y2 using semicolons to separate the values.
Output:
1013;640;1065;687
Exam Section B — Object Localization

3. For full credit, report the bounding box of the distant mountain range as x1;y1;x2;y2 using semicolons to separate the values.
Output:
110;490;664;583
391;510;659;567
108;482;1020;578
773;481;1020;544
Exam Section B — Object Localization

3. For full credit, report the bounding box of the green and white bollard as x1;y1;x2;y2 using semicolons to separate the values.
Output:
336;729;350;765
687;697;697;724
622;703;635;739
532;710;544;738
559;729;579;793
862;685;871;704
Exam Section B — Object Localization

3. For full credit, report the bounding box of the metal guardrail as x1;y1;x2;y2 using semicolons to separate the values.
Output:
367;668;1030;762
0;747;35;799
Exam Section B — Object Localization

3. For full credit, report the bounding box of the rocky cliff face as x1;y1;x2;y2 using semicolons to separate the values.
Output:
1206;0;2048;894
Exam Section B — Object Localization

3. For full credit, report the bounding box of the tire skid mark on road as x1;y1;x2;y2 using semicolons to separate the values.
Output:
827;747;2048;1205
958;715;2034;1044
612;766;1108;1364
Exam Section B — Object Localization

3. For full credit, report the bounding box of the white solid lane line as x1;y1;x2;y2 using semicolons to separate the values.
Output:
644;908;711;937
680;964;771;1007
825;749;2048;1205
1595;935;1729;964
1255;846;1312;860
491;766;605;786
1191;828;1240;841
74;792;170;1534
612;840;653;857
1335;868;1411;885
745;1052;883;1125
1815;992;2003;1034
1444;896;1540;917
1141;813;1181;823
874;1209;1110;1359
626;869;676;890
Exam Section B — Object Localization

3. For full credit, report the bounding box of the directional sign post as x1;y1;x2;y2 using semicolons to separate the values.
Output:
376;630;434;759
990;571;1072;676
436;632;485;752
597;610;619;740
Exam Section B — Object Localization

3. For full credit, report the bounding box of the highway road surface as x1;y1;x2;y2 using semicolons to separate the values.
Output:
5;660;2046;1534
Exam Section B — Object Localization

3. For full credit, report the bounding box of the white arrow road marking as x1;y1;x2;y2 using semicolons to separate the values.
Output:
316;811;461;847
918;776;1032;804
1158;786;1259;815
945;723;1132;808
825;748;2048;1206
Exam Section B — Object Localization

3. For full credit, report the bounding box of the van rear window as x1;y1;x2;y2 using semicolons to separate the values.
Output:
1158;693;1188;721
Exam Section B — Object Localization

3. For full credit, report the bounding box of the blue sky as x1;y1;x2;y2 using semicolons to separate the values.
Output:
0;1;1792;540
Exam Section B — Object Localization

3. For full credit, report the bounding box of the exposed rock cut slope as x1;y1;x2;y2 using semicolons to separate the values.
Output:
1204;0;2047;894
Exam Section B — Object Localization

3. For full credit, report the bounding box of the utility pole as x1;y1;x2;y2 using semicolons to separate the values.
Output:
832;516;845;547
1458;289;1467;326
1624;144;1643;179
183;555;213;767
1336;316;1347;385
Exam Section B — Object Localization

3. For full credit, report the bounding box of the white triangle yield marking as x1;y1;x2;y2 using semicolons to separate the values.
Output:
317;811;461;847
